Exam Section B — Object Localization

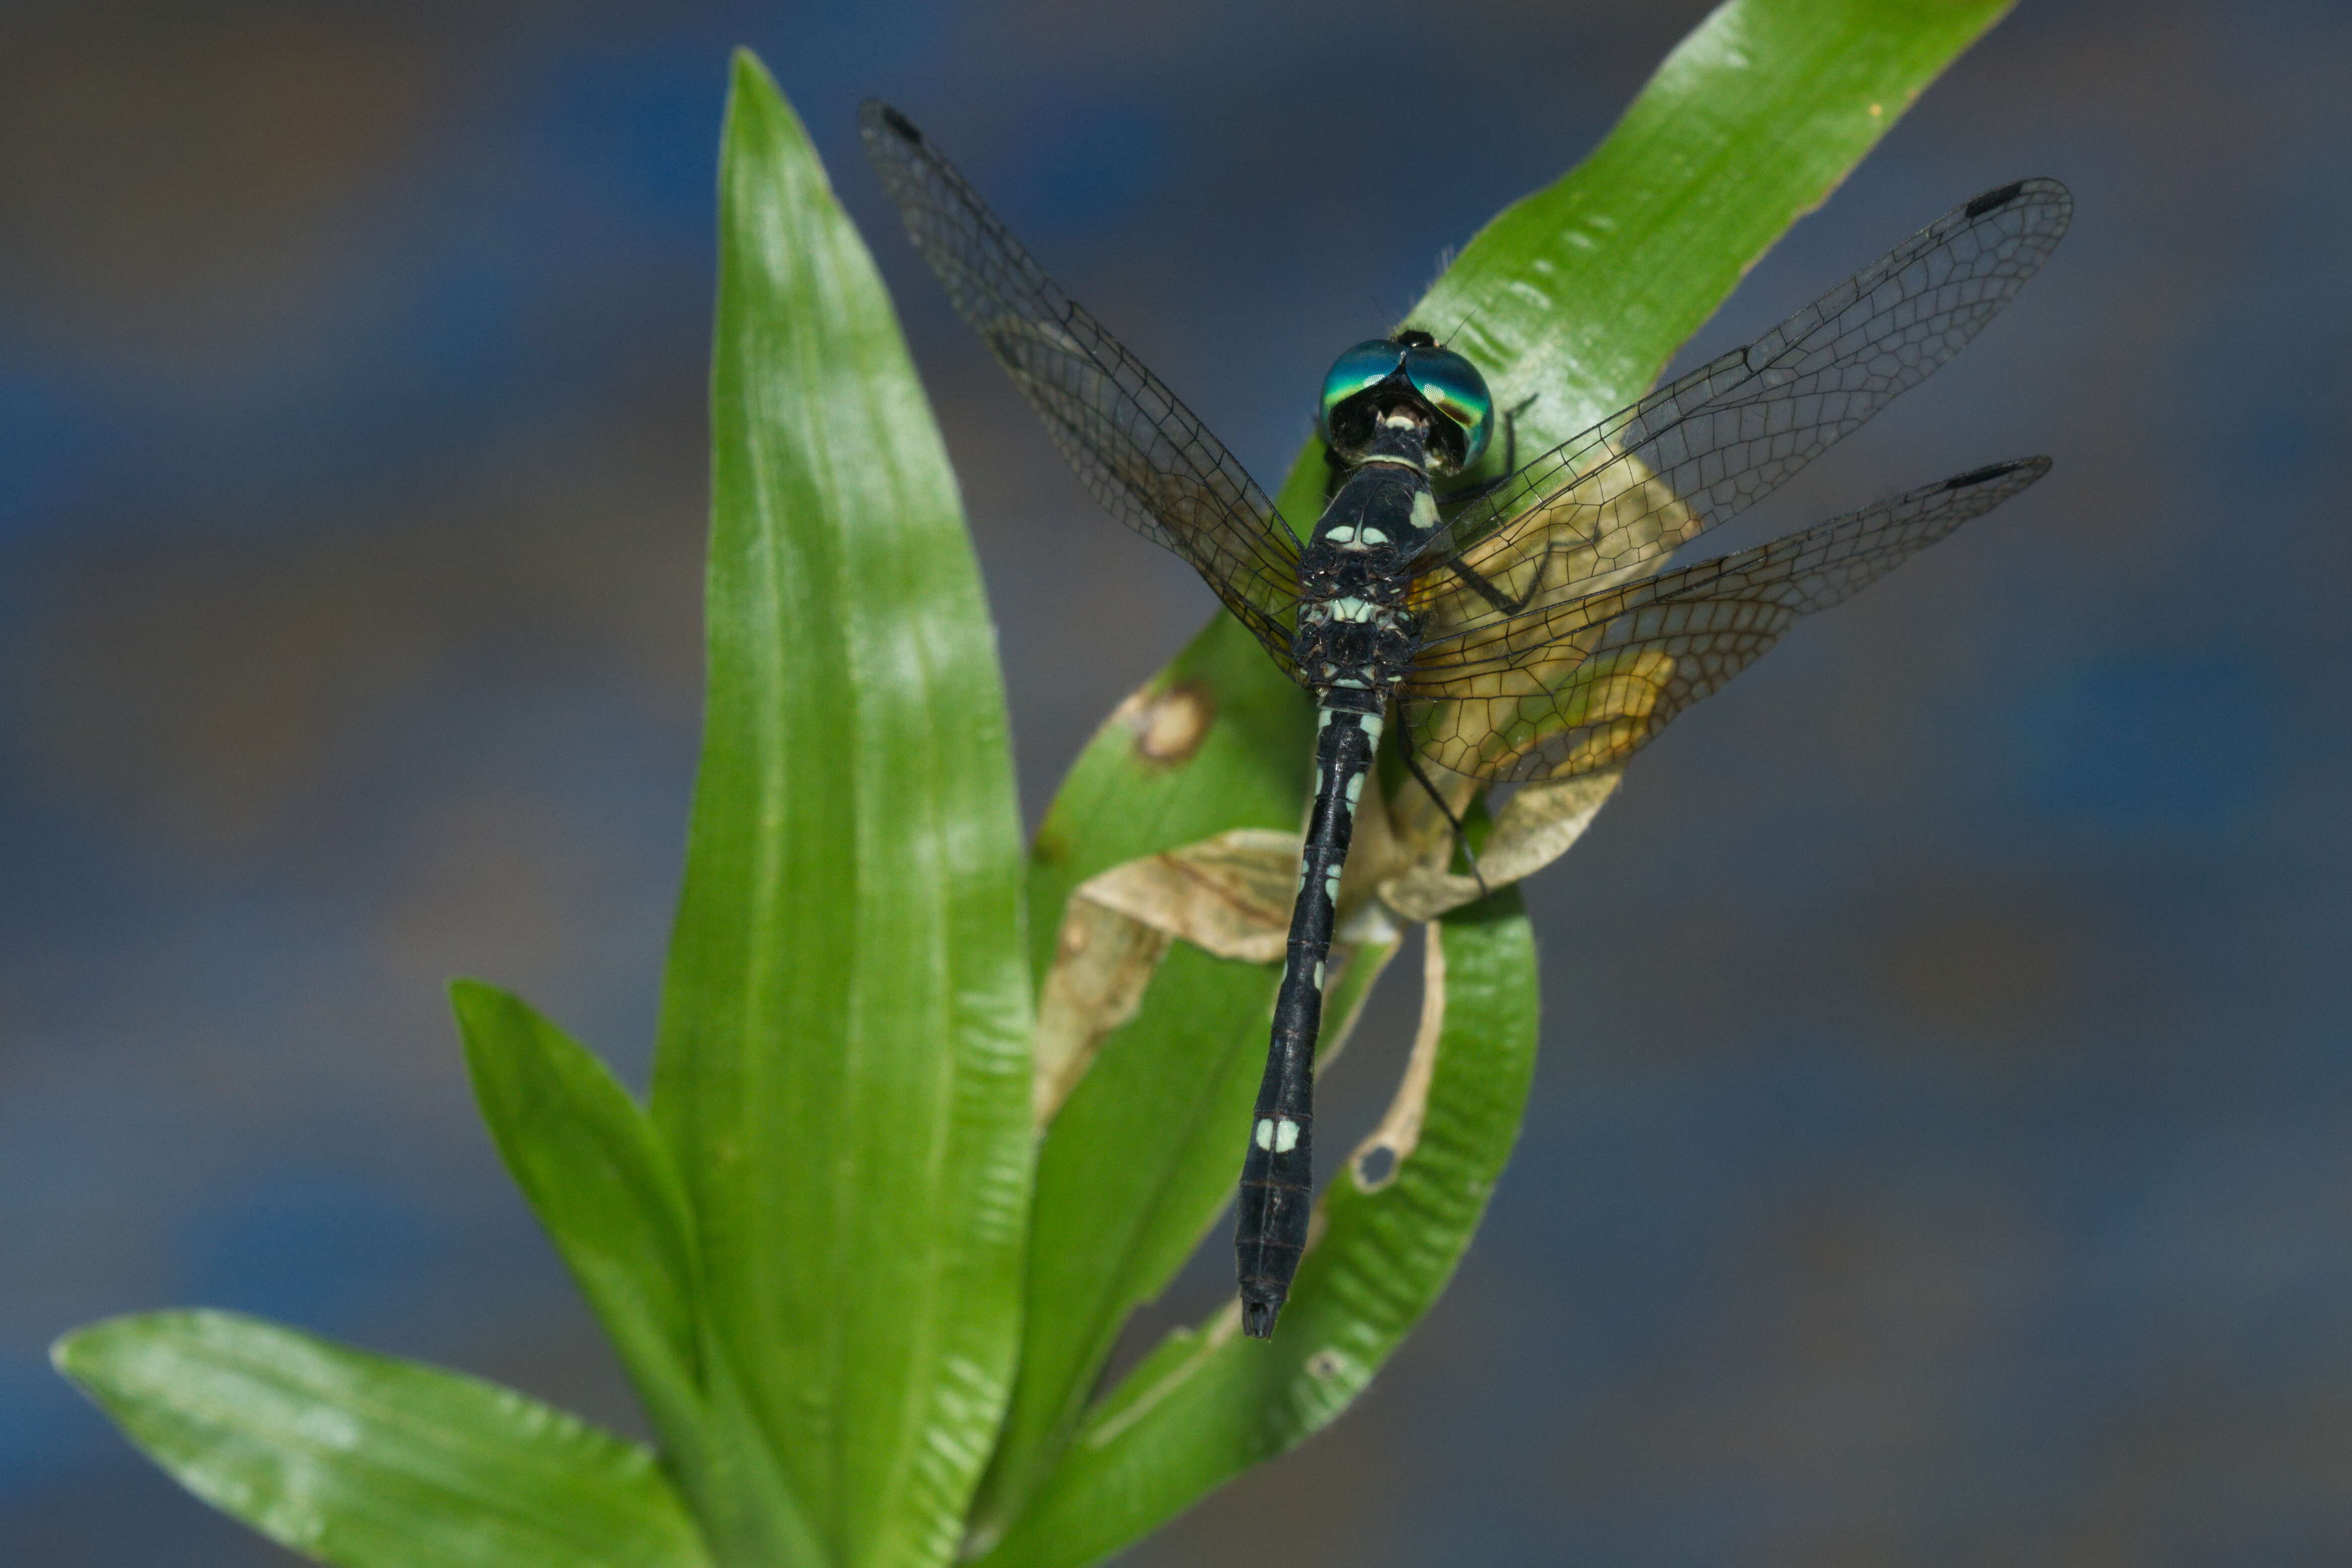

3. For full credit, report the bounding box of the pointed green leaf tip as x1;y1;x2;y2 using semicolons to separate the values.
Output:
452;981;699;1441
650;48;1033;1568
54;1312;711;1568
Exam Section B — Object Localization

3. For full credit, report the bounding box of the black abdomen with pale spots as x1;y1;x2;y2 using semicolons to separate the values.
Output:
1235;705;1382;1335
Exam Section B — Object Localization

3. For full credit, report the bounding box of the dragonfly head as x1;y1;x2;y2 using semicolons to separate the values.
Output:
1320;329;1493;476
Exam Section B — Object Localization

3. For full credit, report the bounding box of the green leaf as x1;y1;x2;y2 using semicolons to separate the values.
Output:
452;983;702;1451
978;894;1539;1568
984;0;2017;1549
647;53;1032;1568
53;1311;710;1568
451;982;817;1565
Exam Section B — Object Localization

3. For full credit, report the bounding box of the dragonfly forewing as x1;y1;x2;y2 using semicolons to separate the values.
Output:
861;101;1309;677
1413;178;2073;644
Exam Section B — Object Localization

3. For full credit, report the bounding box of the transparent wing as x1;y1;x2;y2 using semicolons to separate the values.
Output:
860;101;1306;676
1412;178;2073;641
1400;459;2051;783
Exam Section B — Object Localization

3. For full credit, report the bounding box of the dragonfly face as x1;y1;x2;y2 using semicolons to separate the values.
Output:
859;97;2069;1338
1321;329;1495;473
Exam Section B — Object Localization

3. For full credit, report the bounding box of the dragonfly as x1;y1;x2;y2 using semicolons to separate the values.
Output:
861;101;2071;1339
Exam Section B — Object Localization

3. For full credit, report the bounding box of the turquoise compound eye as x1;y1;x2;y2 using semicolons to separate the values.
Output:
1402;345;1494;470
1318;336;1495;474
1319;339;1408;432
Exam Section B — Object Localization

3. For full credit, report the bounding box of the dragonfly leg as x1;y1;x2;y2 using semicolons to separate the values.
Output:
1401;739;1489;896
1443;543;1560;617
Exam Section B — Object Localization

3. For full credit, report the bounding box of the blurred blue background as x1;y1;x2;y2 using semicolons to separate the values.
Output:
4;0;2347;1562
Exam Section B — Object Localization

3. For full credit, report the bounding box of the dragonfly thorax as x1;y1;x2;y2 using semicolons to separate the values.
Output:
1292;449;1434;707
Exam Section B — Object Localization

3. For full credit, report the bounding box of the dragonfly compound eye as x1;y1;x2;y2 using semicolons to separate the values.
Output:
1401;343;1493;472
1319;339;1408;455
1319;336;1493;475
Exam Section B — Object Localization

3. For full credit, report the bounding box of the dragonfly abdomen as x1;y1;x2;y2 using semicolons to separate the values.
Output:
1237;705;1383;1338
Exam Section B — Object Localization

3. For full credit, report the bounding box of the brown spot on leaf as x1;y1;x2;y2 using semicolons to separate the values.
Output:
1117;680;1214;765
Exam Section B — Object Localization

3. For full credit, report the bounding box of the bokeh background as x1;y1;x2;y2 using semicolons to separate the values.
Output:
5;0;2347;1562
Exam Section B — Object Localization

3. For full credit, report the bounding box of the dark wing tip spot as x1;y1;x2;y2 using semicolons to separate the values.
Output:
1965;180;2028;220
1943;456;2050;489
868;101;922;144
